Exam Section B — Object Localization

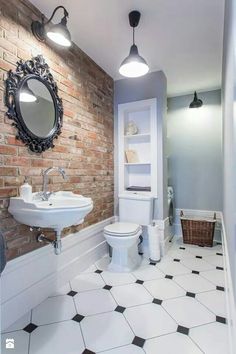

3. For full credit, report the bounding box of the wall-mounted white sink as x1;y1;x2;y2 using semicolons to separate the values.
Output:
9;191;93;254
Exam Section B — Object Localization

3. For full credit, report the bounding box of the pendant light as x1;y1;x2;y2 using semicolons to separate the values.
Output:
32;6;71;47
119;11;149;78
189;91;203;108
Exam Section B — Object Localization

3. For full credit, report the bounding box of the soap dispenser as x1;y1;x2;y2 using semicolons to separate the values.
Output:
20;177;32;202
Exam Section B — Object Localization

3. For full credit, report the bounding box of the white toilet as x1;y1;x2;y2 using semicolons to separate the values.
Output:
104;194;153;272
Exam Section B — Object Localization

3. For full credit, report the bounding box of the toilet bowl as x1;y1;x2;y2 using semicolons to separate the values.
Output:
104;222;142;272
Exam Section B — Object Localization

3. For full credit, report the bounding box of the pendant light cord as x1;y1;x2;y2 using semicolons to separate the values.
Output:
133;27;135;45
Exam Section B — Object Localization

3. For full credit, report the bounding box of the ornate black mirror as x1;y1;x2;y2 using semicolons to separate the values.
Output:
5;55;63;153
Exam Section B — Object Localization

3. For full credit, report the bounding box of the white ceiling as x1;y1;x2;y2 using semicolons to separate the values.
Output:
30;0;225;97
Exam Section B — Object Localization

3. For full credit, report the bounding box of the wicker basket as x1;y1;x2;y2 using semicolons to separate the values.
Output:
180;211;216;247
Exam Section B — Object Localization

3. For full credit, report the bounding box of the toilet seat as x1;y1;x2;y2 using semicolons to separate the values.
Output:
104;222;141;237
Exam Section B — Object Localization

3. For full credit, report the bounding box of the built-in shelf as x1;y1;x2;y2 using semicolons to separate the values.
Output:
118;98;158;197
124;162;151;166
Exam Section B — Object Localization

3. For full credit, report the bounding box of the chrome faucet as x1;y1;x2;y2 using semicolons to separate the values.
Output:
40;167;66;201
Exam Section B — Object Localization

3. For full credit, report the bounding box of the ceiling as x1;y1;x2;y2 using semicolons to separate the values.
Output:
29;0;225;97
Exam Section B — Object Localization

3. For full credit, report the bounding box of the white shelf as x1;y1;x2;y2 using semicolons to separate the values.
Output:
124;162;151;166
124;133;150;139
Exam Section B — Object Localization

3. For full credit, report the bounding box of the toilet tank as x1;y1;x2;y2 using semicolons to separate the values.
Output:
119;194;153;226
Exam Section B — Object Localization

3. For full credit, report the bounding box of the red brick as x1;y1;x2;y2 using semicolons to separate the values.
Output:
5;135;24;146
4;156;31;166
0;167;17;176
0;145;17;155
0;187;17;197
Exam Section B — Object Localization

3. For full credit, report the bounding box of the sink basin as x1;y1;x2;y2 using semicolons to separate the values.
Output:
9;191;93;232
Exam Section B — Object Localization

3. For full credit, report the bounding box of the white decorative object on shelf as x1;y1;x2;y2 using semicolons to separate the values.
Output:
125;120;139;135
125;150;139;163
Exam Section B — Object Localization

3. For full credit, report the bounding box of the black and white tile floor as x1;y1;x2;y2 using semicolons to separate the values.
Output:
1;239;230;354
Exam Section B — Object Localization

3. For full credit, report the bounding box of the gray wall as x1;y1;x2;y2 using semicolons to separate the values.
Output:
114;71;168;220
167;90;222;211
222;0;236;298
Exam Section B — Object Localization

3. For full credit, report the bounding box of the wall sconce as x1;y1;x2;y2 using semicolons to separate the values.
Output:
189;91;203;108
31;6;71;47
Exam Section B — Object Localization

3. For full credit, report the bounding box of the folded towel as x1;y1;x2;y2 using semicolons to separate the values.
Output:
0;230;6;274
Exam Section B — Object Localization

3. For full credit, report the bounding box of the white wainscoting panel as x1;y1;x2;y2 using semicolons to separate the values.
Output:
1;217;114;331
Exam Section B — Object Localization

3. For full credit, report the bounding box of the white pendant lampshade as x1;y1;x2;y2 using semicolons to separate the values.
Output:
119;44;149;78
119;11;149;78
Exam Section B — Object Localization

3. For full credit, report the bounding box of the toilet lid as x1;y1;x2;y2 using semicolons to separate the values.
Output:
104;222;141;236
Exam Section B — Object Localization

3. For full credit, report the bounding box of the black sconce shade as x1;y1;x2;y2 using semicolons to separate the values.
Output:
31;6;71;47
189;91;203;108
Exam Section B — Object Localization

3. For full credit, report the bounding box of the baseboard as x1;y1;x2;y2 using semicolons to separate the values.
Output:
1;217;114;331
220;213;236;354
174;208;222;242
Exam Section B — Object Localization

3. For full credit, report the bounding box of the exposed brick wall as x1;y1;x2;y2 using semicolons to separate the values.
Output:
0;0;114;260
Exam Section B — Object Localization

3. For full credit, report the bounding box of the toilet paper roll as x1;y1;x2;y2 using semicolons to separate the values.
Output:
148;225;161;262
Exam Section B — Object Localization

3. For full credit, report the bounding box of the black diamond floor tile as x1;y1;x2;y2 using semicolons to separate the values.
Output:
186;291;196;298
192;270;200;275
173;259;180;262
23;323;38;333
196;255;202;259
94;269;103;274
115;306;126;313
153;298;162;305
216;266;224;271
82;350;95;354
177;325;189;335
103;285;112;290
165;275;173;279
67;290;78;297
179;247;185;250
216;316;227;324
136;279;144;284
132;336;145;348
149;262;157;266
216;286;225;291
72;314;84;323
216;253;223;256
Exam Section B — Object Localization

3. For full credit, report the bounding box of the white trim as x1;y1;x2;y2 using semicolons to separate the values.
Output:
1;217;114;331
153;217;172;256
220;212;236;354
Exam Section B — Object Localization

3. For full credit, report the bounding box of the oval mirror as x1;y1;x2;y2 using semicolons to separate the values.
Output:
5;55;63;153
19;77;56;138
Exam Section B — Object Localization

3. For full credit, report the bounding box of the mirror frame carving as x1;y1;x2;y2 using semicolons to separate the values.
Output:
5;55;63;153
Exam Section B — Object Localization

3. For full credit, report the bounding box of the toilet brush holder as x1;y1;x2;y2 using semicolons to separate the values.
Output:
148;224;161;263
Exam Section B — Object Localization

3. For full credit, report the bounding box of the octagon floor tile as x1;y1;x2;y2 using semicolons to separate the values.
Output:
111;283;152;307
144;332;203;354
190;322;230;354
162;296;215;327
30;321;84;354
124;303;177;339
144;278;186;300
81;311;134;352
